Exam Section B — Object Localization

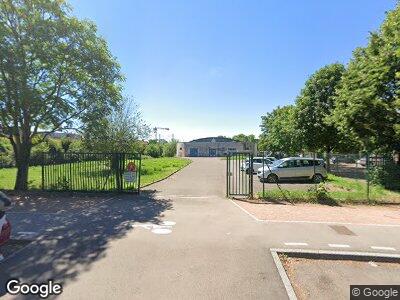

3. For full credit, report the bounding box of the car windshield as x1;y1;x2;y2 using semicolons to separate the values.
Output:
269;159;284;167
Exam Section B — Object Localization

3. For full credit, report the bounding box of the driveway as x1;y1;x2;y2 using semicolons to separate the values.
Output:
1;157;399;299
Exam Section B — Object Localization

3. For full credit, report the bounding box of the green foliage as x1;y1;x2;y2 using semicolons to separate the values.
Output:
61;138;73;153
295;63;350;153
332;4;400;152
0;137;13;167
368;162;400;191
0;0;123;189
83;97;149;153
259;105;301;155
232;134;257;143
145;143;163;158
162;140;178;157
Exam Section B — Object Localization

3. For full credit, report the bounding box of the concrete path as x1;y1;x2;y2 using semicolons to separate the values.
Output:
1;157;399;299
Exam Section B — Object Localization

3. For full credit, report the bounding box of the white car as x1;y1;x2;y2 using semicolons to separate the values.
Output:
257;157;327;183
241;157;276;174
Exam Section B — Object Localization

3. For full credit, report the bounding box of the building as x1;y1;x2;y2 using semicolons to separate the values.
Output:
176;136;257;157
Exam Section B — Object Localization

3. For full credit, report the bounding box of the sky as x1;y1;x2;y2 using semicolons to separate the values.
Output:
69;0;396;142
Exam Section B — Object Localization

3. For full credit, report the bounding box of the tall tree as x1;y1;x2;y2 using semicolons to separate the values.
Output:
333;4;400;157
295;63;348;170
259;105;301;155
83;97;150;153
0;0;123;189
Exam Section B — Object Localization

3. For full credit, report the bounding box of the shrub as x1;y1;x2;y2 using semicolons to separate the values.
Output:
145;143;163;158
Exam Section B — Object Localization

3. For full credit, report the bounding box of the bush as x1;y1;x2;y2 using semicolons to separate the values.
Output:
162;141;177;157
369;162;400;191
0;138;14;167
144;143;163;158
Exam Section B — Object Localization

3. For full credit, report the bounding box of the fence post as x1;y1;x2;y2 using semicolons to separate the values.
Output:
249;153;254;199
366;153;370;203
41;153;45;190
226;155;229;198
138;153;142;194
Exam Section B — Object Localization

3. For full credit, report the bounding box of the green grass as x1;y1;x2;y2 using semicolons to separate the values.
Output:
0;157;191;190
140;157;191;186
258;174;400;205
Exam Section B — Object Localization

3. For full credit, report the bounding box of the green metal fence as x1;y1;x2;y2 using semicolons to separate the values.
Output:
41;152;141;193
226;152;253;198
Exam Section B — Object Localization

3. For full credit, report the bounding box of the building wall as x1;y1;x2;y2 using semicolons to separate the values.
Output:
176;141;257;157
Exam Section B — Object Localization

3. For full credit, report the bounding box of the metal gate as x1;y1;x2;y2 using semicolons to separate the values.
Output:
226;152;253;198
41;152;141;193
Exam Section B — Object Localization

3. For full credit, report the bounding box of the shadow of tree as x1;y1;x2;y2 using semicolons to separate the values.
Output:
0;192;172;297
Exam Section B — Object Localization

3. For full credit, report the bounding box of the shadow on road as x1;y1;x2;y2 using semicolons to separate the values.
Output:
0;192;172;297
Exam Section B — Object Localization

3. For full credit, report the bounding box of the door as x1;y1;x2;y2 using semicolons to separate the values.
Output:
209;149;217;157
189;148;198;157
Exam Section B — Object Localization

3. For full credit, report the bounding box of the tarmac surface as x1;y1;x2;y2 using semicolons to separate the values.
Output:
1;157;399;299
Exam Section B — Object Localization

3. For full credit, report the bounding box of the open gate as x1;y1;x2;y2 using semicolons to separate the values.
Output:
226;152;253;198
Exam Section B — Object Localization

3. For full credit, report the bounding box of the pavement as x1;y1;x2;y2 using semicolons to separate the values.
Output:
1;157;399;299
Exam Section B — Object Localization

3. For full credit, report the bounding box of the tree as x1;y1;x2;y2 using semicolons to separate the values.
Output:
61;137;72;153
333;5;400;158
295;63;351;170
162;139;178;157
83;97;150;153
259;105;302;155
232;134;257;144
0;0;123;189
145;142;163;158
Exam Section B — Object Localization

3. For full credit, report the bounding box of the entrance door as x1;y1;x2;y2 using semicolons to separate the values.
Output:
209;149;217;157
189;148;198;157
226;152;253;198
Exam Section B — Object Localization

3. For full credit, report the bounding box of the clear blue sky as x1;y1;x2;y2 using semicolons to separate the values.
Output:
69;0;396;142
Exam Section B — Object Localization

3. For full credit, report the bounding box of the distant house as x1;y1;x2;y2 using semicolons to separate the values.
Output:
176;136;257;157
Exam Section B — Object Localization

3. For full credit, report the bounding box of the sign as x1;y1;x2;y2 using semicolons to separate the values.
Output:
124;162;137;183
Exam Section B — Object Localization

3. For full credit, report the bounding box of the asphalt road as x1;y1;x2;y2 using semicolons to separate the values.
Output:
1;157;399;299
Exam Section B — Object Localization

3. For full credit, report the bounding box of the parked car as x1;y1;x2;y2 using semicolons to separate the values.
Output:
241;157;276;174
257;157;327;183
0;192;11;248
356;156;385;167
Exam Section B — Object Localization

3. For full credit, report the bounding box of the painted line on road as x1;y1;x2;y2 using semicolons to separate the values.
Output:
229;200;400;227
371;246;396;251
271;250;297;300
284;242;308;246
328;244;350;248
229;199;260;222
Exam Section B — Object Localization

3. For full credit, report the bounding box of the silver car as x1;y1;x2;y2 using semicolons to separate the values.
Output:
241;157;276;174
257;157;327;183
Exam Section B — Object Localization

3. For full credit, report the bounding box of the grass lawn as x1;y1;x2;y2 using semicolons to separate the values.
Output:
140;157;191;186
0;157;191;190
258;174;400;205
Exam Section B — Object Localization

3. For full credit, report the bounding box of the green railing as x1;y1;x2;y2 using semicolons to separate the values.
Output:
41;152;141;193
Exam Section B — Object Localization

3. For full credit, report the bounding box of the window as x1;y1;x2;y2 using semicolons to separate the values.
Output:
301;159;312;167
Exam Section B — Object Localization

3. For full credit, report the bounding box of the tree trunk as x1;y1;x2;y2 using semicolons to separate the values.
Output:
13;142;32;191
326;149;331;173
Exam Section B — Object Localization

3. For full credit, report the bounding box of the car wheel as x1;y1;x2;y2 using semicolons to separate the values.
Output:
267;174;278;183
312;174;324;183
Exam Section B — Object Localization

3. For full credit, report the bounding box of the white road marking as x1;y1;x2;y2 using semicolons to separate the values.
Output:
229;199;400;227
162;221;176;226
284;242;308;246
328;244;350;248
151;228;172;235
229;199;259;221
371;246;396;251
132;221;175;235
